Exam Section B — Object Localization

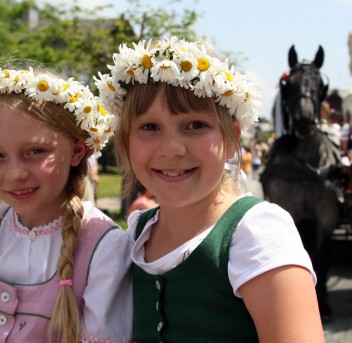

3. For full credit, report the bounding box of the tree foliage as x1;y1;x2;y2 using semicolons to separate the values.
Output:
0;0;198;86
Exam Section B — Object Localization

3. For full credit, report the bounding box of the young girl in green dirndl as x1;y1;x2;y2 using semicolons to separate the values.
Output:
96;36;325;343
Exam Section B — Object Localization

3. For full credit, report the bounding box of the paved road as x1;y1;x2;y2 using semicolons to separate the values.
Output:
324;260;352;342
97;173;352;342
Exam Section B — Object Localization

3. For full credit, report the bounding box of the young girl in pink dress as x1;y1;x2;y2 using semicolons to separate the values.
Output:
0;67;132;343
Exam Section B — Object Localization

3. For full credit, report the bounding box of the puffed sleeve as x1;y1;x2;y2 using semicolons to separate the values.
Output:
126;210;143;242
79;228;133;343
228;201;316;298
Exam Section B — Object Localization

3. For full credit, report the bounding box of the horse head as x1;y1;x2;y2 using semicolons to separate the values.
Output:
280;45;329;138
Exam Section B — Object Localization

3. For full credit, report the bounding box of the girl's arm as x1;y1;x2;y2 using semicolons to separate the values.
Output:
240;265;325;343
80;229;133;343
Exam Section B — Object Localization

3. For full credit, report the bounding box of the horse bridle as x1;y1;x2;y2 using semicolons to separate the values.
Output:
280;63;329;135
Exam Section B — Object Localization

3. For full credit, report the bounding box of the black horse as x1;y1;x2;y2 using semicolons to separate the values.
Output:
260;45;343;322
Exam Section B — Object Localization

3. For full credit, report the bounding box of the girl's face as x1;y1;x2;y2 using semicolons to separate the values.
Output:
0;109;86;228
129;88;235;209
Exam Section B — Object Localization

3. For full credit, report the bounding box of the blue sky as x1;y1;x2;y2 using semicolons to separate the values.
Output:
39;0;352;119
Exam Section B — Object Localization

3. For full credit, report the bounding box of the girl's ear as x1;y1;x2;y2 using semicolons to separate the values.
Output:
226;121;241;159
71;140;89;167
233;121;241;139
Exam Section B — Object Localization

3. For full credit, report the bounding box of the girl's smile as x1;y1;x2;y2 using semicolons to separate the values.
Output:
7;187;39;199
129;88;234;209
153;167;198;179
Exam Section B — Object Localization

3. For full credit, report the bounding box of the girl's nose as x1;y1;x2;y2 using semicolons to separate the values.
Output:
158;130;187;157
7;161;30;180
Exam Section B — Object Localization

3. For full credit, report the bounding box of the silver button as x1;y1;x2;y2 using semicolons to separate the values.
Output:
1;292;10;303
156;280;160;290
0;315;7;326
28;231;36;240
157;322;163;331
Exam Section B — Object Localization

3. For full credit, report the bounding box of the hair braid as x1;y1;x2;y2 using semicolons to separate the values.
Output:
49;162;87;343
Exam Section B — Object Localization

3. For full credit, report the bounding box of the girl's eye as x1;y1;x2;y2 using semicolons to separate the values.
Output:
141;123;159;131
187;121;207;130
28;148;44;156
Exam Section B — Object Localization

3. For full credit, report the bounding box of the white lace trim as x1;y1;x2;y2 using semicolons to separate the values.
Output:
12;208;63;238
80;331;118;343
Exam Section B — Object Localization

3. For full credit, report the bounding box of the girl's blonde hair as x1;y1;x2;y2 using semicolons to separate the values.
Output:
115;83;242;196
0;93;90;343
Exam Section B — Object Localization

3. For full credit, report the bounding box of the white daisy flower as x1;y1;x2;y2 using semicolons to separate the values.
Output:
0;69;20;93
25;74;59;102
172;51;199;88
235;81;263;129
150;59;180;83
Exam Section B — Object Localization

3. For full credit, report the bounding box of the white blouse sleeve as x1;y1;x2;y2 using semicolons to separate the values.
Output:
228;201;316;298
79;228;133;343
126;210;141;242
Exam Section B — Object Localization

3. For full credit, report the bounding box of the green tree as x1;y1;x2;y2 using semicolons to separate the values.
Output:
0;0;198;86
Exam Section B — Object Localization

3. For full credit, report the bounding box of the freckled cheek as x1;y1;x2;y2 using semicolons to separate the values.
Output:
38;160;70;180
129;138;153;162
129;149;149;173
201;140;226;159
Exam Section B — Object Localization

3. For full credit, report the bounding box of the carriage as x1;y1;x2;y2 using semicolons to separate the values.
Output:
260;45;351;322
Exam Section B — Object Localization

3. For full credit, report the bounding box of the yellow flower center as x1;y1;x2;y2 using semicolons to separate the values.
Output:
108;82;116;92
84;106;92;114
13;76;19;84
104;128;111;133
63;83;69;91
198;58;210;71
225;71;233;82
181;60;193;72
69;93;80;103
160;65;171;70
127;69;135;77
37;81;49;92
244;92;249;101
94;138;101;144
142;55;153;69
223;90;233;96
3;70;10;78
90;128;98;133
98;104;107;116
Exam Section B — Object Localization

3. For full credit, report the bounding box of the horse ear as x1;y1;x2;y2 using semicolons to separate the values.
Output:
313;45;324;69
288;45;298;68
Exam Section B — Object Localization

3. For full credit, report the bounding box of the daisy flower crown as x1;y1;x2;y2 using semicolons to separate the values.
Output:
0;67;116;156
94;36;263;131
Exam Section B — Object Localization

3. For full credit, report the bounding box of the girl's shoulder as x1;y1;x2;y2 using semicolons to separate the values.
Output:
81;203;131;243
126;208;159;241
236;199;299;240
83;202;118;228
241;200;294;224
